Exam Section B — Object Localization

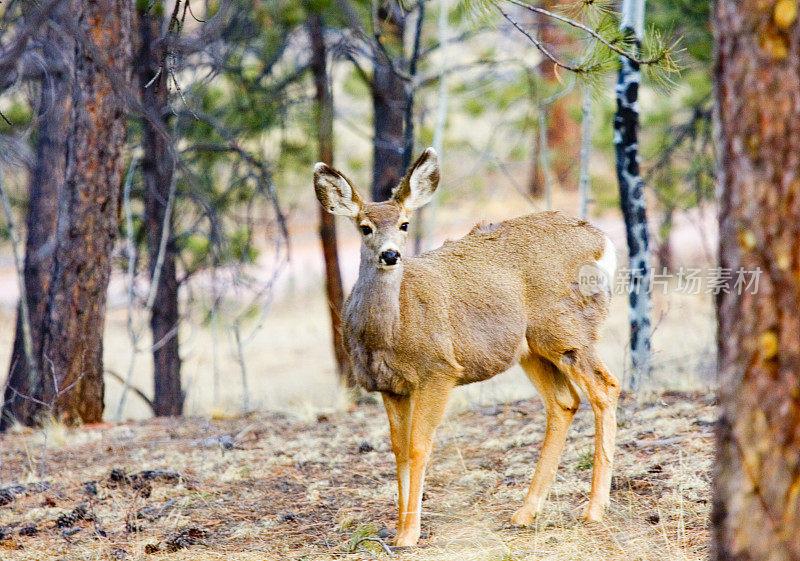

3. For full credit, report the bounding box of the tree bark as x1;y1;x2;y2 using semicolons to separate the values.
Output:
308;13;351;387
1;6;73;430
36;0;132;424
614;0;651;391
713;1;800;558
371;1;407;202
137;2;183;416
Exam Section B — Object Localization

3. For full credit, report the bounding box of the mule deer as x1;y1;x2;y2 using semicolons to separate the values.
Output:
313;148;620;547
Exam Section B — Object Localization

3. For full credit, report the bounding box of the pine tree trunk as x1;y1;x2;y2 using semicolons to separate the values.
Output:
137;3;182;416
371;2;406;202
308;13;351;387
614;0;651;390
36;0;132;424
1;6;73;429
713;1;800;558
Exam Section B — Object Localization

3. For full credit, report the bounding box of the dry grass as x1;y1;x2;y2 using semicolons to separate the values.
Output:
0;390;714;560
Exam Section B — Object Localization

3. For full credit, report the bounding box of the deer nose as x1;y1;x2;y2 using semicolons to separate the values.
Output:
379;249;400;266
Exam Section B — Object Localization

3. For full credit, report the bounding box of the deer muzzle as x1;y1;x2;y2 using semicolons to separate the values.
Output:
379;249;400;267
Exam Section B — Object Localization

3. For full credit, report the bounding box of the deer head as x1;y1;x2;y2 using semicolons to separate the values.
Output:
313;148;440;270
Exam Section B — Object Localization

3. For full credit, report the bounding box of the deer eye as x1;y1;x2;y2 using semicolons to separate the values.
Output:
399;222;409;231
360;225;373;236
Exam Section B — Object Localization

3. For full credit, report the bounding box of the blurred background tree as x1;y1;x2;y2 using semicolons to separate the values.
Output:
1;0;133;427
1;0;74;429
308;2;349;388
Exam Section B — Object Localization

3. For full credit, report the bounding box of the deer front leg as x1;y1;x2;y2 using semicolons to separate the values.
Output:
382;392;412;537
395;380;454;547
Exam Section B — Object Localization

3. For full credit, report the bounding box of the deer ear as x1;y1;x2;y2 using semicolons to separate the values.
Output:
392;148;439;211
313;163;363;218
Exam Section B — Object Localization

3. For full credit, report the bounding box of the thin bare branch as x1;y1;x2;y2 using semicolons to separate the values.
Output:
351;536;395;556
498;6;583;72
116;156;141;420
0;163;38;386
232;323;249;413
578;88;592;219
414;58;506;90
106;369;154;410
335;0;413;81
145;167;177;311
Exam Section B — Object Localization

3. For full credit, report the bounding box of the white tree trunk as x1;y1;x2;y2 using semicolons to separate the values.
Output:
578;88;592;219
614;0;651;390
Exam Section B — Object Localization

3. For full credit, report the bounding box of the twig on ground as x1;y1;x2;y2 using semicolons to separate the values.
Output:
350;536;395;556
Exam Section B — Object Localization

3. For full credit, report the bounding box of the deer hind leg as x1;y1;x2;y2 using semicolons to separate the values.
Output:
558;350;620;521
395;380;454;547
512;355;581;526
381;392;412;537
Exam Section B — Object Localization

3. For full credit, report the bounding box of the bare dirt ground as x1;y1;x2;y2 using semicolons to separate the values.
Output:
0;390;714;560
0;186;718;559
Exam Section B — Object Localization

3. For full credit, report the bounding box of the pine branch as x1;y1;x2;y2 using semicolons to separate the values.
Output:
505;0;667;66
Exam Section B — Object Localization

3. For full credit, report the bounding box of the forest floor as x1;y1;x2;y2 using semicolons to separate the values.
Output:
0;390;715;560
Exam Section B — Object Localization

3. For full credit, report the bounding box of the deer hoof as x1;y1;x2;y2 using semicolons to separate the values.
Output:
583;503;604;522
511;507;535;526
395;527;420;547
395;535;418;547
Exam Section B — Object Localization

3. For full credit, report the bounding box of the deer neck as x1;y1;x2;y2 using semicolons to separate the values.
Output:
348;246;403;347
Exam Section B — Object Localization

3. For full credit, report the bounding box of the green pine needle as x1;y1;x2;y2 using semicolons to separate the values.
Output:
462;0;502;25
641;27;684;91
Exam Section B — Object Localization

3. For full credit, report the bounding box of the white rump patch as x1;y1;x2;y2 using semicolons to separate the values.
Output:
577;236;616;297
596;236;617;291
